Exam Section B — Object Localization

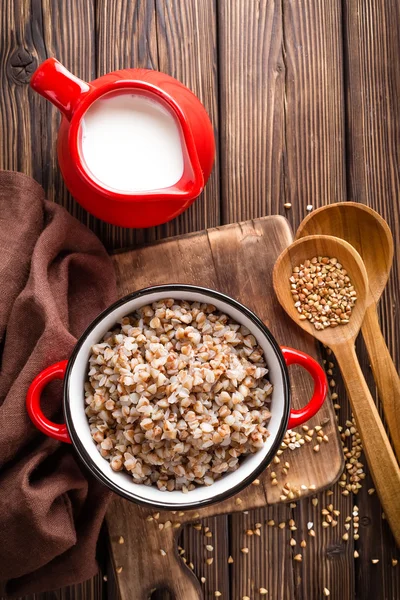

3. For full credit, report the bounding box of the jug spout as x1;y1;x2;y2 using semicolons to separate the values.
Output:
30;58;91;120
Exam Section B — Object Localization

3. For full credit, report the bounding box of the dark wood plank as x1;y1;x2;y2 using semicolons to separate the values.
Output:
0;0;97;230
107;500;203;600
228;350;356;600
217;2;350;599
0;1;37;174
0;573;104;600
218;0;346;231
95;0;220;250
229;505;294;600
180;517;230;600
281;0;346;226
218;0;286;224
39;0;97;233
353;336;397;600
344;2;400;598
343;0;400;368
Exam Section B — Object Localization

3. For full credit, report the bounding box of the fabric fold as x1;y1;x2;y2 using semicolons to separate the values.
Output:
0;171;117;595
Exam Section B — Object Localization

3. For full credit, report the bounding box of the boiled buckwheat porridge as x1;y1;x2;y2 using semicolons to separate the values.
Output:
84;299;273;492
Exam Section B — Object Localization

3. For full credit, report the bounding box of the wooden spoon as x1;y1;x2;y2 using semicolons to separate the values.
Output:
296;202;400;461
273;234;400;546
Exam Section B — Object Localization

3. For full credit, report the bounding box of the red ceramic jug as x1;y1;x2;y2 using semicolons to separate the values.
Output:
30;58;215;228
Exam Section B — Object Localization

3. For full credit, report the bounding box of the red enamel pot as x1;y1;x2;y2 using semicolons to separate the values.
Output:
27;285;327;511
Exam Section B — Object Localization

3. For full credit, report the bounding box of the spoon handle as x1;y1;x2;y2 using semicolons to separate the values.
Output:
333;342;400;547
361;303;400;462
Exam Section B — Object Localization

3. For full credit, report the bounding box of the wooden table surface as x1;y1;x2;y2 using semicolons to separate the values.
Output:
1;1;399;599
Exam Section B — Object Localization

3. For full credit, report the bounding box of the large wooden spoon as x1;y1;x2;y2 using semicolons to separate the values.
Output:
296;202;400;461
273;234;400;546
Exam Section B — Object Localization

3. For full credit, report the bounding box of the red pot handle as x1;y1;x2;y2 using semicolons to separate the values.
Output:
281;346;327;429
26;360;72;443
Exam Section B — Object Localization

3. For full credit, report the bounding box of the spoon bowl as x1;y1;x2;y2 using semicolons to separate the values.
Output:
273;234;368;348
295;202;393;304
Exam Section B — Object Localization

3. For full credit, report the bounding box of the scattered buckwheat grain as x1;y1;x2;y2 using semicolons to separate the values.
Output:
294;554;302;562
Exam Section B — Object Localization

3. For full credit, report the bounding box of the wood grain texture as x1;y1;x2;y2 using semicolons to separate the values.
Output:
107;216;343;598
333;342;400;547
107;500;202;600
0;1;40;175
214;3;353;598
218;0;286;223
0;0;98;233
2;573;105;600
352;334;400;600
343;1;400;598
299;354;355;600
281;0;346;221
155;0;220;236
344;0;400;371
218;0;346;228
229;505;294;599
40;0;97;227
180;516;230;600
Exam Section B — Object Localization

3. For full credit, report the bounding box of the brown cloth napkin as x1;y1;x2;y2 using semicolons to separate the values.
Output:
0;172;117;596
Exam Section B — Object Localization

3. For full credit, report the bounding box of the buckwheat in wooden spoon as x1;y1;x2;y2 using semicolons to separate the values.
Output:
273;234;400;546
296;202;400;462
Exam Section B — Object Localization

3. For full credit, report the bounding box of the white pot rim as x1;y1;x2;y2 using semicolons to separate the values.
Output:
64;284;291;510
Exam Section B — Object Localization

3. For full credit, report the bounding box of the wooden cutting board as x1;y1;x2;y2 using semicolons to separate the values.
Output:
106;216;343;600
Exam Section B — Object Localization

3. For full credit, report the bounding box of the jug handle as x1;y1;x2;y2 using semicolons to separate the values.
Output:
30;57;91;121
